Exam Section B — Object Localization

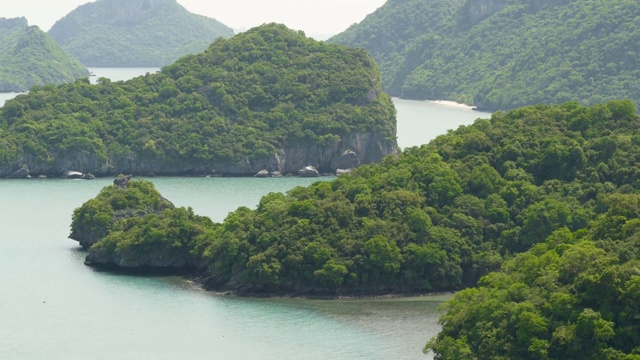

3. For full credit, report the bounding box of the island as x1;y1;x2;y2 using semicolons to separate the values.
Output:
48;0;234;67
330;0;640;111
0;24;397;179
0;17;88;92
70;100;640;306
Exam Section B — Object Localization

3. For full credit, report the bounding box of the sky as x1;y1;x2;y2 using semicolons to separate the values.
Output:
2;0;386;39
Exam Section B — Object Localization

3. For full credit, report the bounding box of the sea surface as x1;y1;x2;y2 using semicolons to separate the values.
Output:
0;178;448;360
0;68;491;359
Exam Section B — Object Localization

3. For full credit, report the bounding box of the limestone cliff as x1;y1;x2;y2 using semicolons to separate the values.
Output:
0;131;395;178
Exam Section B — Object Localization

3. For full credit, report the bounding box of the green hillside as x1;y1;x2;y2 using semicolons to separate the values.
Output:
48;0;234;67
0;24;397;178
0;17;88;92
330;0;640;111
71;99;640;302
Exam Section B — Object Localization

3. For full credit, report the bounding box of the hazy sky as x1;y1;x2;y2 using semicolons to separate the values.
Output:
2;0;386;39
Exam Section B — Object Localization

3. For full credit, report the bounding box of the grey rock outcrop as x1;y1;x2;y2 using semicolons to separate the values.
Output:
254;170;270;178
65;171;83;179
298;166;320;177
113;174;132;188
85;243;191;270
6;166;29;179
1;132;397;178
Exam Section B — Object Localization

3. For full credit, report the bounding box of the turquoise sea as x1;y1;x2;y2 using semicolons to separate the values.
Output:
0;68;491;359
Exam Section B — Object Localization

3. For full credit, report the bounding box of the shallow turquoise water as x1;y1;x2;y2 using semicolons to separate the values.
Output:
0;178;447;359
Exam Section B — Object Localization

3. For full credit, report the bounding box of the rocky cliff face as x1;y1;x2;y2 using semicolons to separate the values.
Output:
1;132;396;178
85;242;191;270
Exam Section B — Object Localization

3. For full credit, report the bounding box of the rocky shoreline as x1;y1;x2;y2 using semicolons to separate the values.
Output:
1;132;396;179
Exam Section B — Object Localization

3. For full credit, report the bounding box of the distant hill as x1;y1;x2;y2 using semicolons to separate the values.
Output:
48;0;234;67
0;24;397;178
330;0;640;111
0;17;88;92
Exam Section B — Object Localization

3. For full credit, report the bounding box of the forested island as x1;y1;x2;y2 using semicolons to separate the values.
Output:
0;17;88;92
0;24;397;178
71;99;640;317
330;0;640;111
48;0;234;67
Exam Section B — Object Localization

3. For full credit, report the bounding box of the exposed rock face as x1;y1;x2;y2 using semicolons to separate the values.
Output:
6;166;29;179
85;244;190;270
298;166;320;177
254;170;270;178
1;132;396;178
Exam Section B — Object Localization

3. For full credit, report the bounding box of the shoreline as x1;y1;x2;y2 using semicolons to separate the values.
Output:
429;99;477;110
392;96;479;111
86;261;458;300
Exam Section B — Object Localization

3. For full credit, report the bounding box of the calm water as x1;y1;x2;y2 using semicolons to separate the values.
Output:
0;178;448;360
0;68;490;359
0;92;22;106
395;98;490;149
87;67;161;84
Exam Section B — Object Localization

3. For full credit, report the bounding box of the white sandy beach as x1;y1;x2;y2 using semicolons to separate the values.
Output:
430;100;476;110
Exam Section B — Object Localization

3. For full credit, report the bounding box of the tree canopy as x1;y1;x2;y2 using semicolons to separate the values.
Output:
48;0;234;67
71;100;640;301
0;24;396;177
330;0;640;111
0;17;88;92
425;213;640;359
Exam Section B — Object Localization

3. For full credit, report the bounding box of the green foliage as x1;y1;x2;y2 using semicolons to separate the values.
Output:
0;18;88;92
48;0;234;67
74;101;640;300
331;0;640;111
425;232;640;359
69;178;175;246
1;24;395;175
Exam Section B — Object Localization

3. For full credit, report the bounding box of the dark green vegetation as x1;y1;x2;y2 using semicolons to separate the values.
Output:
426;235;640;359
0;17;88;92
71;100;640;306
0;24;396;178
48;0;234;67
330;0;640;111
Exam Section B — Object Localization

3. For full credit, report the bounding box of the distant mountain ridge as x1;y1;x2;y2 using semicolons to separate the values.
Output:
0;17;88;92
48;0;234;67
330;0;640;111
